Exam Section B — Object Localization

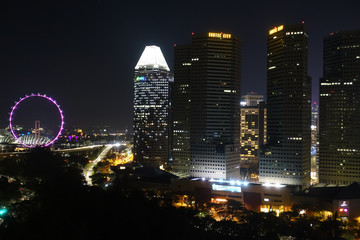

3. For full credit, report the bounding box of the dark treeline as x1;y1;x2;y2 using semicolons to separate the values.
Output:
0;148;226;239
0;148;355;240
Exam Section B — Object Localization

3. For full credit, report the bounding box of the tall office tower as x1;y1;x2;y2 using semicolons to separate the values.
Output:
133;45;173;168
259;23;312;187
190;32;241;179
172;45;191;177
240;92;267;181
173;32;241;180
319;30;360;185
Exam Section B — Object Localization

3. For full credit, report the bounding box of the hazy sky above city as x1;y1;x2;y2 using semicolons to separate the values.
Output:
1;0;360;130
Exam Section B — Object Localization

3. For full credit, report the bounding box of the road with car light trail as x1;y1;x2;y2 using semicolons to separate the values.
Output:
83;143;127;186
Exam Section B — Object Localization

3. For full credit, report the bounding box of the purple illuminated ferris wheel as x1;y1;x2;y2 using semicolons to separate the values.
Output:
9;93;64;148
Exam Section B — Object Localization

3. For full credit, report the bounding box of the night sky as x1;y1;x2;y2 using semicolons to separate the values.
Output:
1;0;360;130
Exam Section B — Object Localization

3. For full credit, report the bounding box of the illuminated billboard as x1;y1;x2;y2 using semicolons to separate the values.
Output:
339;200;349;215
208;32;231;39
136;76;146;81
212;184;241;192
269;25;284;35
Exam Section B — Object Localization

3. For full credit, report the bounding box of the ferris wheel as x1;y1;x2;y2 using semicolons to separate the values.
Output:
9;93;64;148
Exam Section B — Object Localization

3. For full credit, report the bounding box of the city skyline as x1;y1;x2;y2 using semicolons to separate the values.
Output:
2;2;360;236
1;1;360;129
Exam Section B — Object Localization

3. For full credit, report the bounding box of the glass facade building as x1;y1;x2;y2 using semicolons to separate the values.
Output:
259;23;312;187
319;30;360;185
172;45;192;177
173;32;241;180
133;46;172;168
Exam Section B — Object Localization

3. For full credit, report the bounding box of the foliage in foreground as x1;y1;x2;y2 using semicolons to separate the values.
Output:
0;148;358;240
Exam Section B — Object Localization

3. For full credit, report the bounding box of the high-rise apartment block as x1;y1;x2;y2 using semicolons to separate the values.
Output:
240;92;266;180
133;46;172;167
173;32;241;179
259;23;312;187
319;30;360;185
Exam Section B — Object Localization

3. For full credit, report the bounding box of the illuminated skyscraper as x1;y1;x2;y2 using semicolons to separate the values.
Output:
133;45;172;167
319;30;360;185
310;102;319;184
173;32;241;179
240;93;266;180
259;23;311;187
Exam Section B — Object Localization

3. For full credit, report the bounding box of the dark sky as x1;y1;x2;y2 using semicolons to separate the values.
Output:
1;0;360;130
